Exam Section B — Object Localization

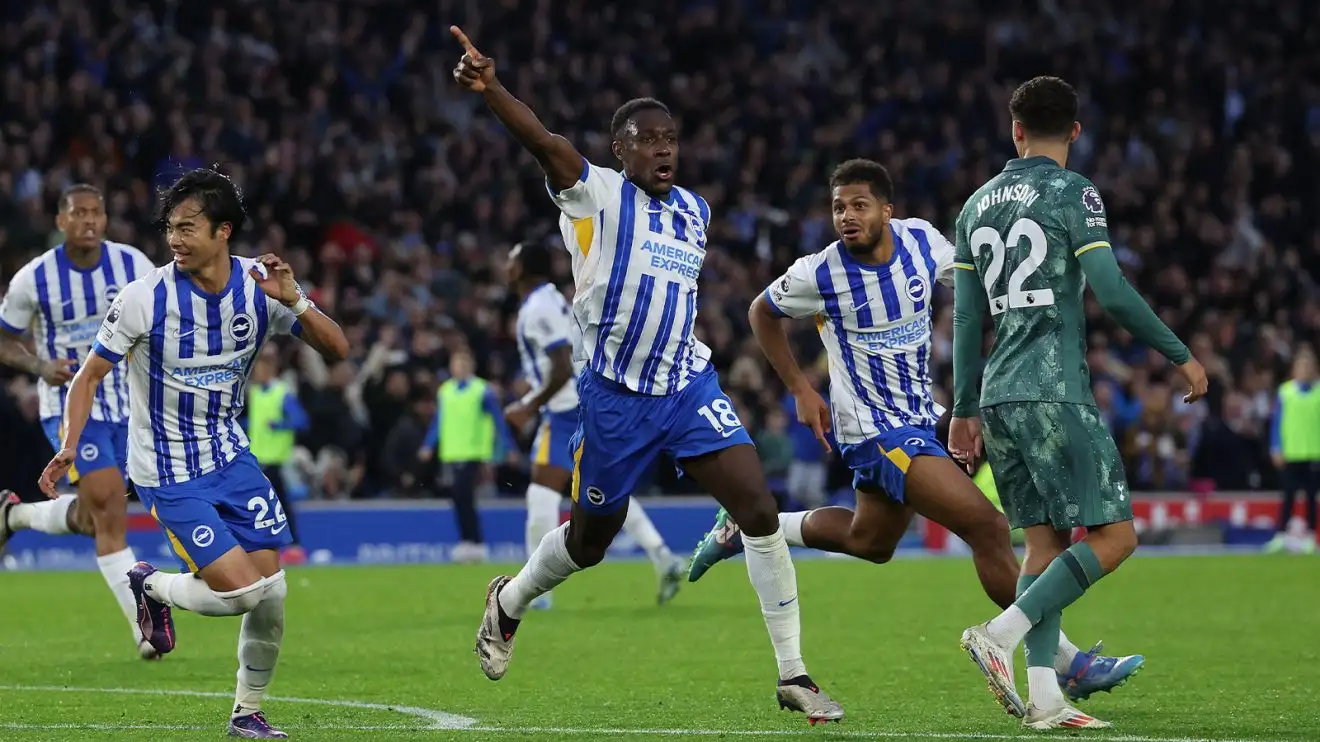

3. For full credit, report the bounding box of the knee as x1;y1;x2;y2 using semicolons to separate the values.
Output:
848;534;896;565
731;499;779;538
566;539;609;569
957;507;1012;550
217;571;286;615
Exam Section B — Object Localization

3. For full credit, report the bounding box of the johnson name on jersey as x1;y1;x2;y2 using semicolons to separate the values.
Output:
91;256;302;488
763;218;955;444
0;241;154;423
516;282;581;413
550;159;713;397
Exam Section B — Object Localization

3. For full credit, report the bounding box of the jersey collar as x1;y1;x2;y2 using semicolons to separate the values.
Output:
174;256;244;302
1002;155;1055;172
519;281;554;311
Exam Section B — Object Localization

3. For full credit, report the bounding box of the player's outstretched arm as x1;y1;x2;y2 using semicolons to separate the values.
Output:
449;25;585;193
39;353;115;497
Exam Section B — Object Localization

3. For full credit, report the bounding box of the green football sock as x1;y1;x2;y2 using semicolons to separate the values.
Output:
1015;542;1104;625
1018;574;1061;669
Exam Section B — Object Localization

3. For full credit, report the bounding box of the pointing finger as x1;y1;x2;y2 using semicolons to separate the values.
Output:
450;25;482;58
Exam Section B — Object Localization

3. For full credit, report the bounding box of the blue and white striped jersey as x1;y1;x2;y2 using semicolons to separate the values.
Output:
551;160;712;396
516;282;581;413
0;241;155;424
763;218;956;445
91;256;302;487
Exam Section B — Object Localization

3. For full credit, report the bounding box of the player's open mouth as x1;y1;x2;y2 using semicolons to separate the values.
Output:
841;226;862;239
654;164;673;181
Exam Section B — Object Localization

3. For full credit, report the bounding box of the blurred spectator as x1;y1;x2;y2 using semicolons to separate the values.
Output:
1265;349;1320;552
1;0;1319;500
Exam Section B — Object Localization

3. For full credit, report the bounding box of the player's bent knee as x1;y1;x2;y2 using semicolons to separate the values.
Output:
850;538;896;564
216;571;285;615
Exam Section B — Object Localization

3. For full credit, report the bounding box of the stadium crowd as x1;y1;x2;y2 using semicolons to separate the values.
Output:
1;0;1317;504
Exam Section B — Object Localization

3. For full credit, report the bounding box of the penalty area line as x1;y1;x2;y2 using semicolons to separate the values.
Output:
0;686;1281;742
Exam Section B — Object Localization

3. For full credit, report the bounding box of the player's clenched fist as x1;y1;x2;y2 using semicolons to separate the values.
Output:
450;25;495;92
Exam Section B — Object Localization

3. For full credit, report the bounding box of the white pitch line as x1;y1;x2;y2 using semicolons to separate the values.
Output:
0;685;1286;742
0;684;476;730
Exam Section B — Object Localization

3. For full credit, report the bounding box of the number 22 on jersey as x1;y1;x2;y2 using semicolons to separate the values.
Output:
970;218;1055;315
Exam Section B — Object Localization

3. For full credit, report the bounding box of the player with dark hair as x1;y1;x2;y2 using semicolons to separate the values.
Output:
40;168;348;738
450;26;842;722
951;76;1207;729
503;241;686;610
0;183;158;659
689;157;1143;705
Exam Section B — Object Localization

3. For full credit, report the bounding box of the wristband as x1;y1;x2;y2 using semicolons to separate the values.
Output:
288;295;311;316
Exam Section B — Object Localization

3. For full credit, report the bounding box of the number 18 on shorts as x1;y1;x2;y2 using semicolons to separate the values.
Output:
135;451;293;573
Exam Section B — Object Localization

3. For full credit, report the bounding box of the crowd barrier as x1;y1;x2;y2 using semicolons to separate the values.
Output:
0;492;1300;571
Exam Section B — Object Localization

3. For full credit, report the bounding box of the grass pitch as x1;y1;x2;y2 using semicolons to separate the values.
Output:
1;554;1317;740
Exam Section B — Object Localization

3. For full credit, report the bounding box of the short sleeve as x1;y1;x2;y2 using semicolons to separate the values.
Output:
0;262;37;335
906;219;958;287
528;301;571;353
548;160;624;219
133;250;157;278
92;280;151;363
763;256;824;320
1066;179;1113;258
266;294;302;338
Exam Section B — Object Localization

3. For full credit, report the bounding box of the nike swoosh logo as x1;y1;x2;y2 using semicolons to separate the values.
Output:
848;299;873;313
778;597;798;607
270;522;288;536
720;427;741;438
172;327;198;339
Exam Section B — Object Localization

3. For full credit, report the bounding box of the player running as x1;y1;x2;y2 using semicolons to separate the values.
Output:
39;169;349;739
0;184;157;659
688;158;1143;707
950;76;1207;730
503;241;686;610
451;26;842;723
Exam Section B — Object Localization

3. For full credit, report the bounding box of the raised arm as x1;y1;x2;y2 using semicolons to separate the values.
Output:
251;255;349;362
450;26;586;193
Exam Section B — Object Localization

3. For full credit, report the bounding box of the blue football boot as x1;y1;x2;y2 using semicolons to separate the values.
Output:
687;508;744;582
1059;641;1145;701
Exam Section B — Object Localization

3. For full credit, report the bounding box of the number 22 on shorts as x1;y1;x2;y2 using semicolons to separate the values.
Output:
697;398;743;438
248;488;288;534
970;217;1056;315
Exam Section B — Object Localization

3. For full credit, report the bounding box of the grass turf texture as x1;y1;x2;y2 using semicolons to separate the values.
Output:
0;555;1316;740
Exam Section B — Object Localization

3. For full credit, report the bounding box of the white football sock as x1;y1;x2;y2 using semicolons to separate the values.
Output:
778;511;808;547
96;547;144;643
145;571;277;617
985;605;1032;650
8;496;75;534
499;523;580;620
233;572;287;718
1027;665;1067;710
623;498;672;569
1055;631;1081;674
525;483;562;562
742;528;807;680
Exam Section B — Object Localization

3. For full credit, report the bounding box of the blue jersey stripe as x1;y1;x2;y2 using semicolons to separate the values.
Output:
120;249;137;282
55;250;75;322
205;295;224;357
894;238;923;313
669;192;690;243
174;274;196;359
665;288;697;395
876;269;902;323
148;281;173;485
519;326;543;385
33;264;56;360
916;344;936;421
893;350;920;421
638;280;681;394
909;227;938;291
97;254;123;421
841;257;876;329
816;259;887;433
647;198;665;234
612;272;655;378
205;390;225;471
176;392;201;480
591;182;638;373
79;269;96;318
241;285;270;396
